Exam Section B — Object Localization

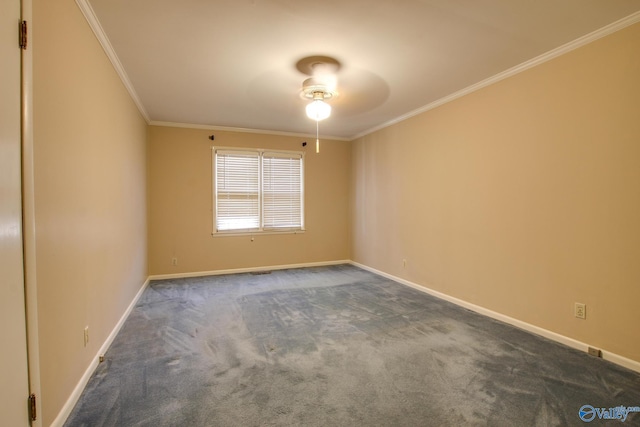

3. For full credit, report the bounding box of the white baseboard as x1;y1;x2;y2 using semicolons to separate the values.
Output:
148;259;351;281
51;277;151;427
349;261;640;374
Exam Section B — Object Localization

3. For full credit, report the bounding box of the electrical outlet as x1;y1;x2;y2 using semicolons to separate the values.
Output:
574;302;586;319
84;326;89;347
172;257;178;266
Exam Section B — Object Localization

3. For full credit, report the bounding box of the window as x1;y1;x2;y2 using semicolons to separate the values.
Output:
213;148;304;234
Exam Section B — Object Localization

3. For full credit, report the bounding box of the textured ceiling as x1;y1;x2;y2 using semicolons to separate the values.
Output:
84;0;640;139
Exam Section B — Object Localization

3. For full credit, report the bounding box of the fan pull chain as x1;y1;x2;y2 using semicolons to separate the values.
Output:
316;120;320;153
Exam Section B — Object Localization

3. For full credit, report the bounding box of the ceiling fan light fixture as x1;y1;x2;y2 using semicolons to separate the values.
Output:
306;93;331;121
299;72;338;153
301;78;336;121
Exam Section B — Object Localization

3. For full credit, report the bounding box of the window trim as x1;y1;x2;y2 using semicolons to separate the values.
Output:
211;146;305;236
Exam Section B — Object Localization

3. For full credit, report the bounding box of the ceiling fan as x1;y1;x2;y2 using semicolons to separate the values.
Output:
297;56;341;152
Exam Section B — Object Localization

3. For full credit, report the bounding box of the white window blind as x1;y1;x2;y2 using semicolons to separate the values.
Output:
213;148;304;233
215;151;260;231
263;152;303;230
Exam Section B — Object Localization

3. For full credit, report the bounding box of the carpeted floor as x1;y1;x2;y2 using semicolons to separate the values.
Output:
65;264;640;426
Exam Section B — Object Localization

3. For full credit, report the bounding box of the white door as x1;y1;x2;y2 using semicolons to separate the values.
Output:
0;0;32;425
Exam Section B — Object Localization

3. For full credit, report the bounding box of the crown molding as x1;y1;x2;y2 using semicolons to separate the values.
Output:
75;0;150;123
149;120;351;141
350;10;640;141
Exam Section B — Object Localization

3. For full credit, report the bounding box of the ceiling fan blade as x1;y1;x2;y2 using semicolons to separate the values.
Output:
330;67;389;116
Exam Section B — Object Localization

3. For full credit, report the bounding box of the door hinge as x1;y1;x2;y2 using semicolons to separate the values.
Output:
19;20;28;50
28;393;37;421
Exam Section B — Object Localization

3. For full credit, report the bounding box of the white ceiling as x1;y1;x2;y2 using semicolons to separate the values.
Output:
84;0;640;140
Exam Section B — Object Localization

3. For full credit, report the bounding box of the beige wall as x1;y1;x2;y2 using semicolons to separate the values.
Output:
33;0;148;424
147;126;350;275
351;23;640;362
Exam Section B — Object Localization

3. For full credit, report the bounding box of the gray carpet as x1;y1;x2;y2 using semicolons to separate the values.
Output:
65;265;640;426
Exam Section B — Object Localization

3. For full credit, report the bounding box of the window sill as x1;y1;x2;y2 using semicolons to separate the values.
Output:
211;229;305;238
